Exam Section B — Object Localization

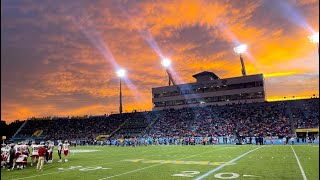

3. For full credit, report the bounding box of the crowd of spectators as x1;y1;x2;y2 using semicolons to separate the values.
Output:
148;101;294;138
291;99;319;129
236;101;291;137
14;99;319;141
148;108;194;137
17;114;127;140
113;112;159;138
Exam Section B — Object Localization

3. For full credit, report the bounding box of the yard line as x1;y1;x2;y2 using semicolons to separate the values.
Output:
290;145;308;180
194;146;264;180
98;164;160;180
98;147;231;180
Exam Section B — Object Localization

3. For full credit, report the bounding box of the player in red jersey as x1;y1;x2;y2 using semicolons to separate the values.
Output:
36;142;46;171
62;140;70;162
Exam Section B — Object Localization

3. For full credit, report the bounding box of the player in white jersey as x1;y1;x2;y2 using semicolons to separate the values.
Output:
12;144;22;169
21;142;29;157
47;141;54;163
19;142;29;168
31;142;41;166
57;141;63;162
1;144;8;169
62;141;70;162
16;154;28;169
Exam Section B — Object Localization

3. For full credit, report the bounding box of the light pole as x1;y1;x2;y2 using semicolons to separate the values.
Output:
161;58;175;86
116;69;126;114
308;32;319;58
234;44;248;76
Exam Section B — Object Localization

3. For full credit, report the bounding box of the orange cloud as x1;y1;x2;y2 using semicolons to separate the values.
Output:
1;0;319;123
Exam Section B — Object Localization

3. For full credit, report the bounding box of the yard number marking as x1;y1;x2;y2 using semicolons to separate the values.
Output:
172;171;200;177
58;166;110;171
214;173;240;179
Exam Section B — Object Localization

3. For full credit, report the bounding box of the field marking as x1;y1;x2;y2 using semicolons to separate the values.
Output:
71;149;101;153
11;146;227;180
194;146;264;180
290;145;307;180
11;148;185;180
98;147;232;180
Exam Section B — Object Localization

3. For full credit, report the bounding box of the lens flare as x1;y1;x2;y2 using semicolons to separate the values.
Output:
234;44;247;54
308;32;319;44
116;69;126;77
161;58;172;68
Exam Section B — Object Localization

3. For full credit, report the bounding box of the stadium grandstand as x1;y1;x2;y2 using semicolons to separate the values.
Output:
8;98;318;145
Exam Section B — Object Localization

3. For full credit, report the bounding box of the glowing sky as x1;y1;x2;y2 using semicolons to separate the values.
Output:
1;0;319;122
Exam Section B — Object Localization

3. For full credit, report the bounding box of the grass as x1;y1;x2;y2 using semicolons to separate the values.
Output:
1;145;318;180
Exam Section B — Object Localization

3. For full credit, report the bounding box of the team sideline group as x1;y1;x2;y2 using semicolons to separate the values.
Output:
1;141;70;171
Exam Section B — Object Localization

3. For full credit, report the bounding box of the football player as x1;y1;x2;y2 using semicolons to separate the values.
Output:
31;141;40;166
57;140;63;162
62;140;70;162
47;141;54;163
1;144;8;169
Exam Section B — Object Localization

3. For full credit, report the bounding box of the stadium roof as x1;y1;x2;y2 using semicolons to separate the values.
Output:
192;71;220;80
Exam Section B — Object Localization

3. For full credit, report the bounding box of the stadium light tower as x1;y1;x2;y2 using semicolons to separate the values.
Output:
116;69;126;114
161;58;176;86
308;32;319;57
234;44;248;76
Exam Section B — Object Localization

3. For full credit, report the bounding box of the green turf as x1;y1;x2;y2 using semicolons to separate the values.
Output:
1;145;318;180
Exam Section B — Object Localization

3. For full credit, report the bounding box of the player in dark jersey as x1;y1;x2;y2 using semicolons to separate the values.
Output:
57;141;63;163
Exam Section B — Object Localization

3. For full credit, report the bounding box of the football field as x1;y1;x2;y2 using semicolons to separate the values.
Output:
1;145;319;180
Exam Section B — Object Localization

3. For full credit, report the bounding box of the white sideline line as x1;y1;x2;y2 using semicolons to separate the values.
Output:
97;147;231;180
290;146;307;180
194;146;264;180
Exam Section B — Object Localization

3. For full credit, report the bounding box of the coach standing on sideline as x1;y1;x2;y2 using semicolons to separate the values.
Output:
37;143;46;171
7;144;15;171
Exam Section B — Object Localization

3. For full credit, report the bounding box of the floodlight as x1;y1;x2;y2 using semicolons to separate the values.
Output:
116;69;126;77
308;32;319;44
234;44;247;54
161;58;171;68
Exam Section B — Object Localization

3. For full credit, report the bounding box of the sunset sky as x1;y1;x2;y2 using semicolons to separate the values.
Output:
1;0;319;123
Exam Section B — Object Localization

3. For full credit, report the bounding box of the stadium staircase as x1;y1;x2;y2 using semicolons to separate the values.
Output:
286;101;295;135
12;120;28;138
109;120;128;137
143;115;160;135
234;104;244;136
